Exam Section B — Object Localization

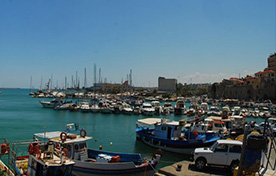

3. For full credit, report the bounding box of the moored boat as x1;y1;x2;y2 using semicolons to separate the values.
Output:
136;118;220;155
174;99;186;115
33;124;161;176
141;103;155;116
39;98;63;108
1;137;75;176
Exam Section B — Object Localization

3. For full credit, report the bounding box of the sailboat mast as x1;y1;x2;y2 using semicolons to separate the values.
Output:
84;68;87;88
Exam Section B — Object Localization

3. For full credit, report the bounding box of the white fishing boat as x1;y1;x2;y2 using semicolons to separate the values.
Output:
0;137;75;176
33;124;161;176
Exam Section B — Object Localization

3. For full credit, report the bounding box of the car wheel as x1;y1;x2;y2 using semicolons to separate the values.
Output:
195;158;206;170
230;161;239;173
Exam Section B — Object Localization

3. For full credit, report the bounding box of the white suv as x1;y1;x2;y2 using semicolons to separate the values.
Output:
194;140;242;173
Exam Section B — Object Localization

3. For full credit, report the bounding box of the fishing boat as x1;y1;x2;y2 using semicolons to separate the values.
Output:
0;137;75;176
33;124;161;176
136;118;220;155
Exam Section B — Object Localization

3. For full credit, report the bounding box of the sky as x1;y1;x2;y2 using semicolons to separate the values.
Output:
0;0;275;88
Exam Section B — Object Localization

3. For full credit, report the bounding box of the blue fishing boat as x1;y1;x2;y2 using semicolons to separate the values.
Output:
33;124;161;176
136;118;220;155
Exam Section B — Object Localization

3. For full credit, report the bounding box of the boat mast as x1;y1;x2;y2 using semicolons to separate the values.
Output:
84;67;87;89
29;76;32;92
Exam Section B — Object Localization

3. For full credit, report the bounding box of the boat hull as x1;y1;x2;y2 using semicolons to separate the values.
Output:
71;149;159;176
136;129;219;155
40;101;56;108
72;162;156;176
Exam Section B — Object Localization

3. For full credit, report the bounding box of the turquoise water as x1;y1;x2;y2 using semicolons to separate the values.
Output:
0;89;266;169
0;89;190;168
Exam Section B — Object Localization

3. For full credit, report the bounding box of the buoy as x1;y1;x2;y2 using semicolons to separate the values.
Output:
110;142;113;146
99;145;103;150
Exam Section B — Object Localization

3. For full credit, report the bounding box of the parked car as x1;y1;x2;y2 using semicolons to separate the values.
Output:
194;139;242;173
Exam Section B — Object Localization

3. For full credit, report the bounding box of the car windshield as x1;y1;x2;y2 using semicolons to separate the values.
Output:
210;141;219;151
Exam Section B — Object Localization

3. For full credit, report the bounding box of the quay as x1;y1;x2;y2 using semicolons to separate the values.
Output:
155;160;232;176
155;127;276;176
155;160;276;176
155;137;276;176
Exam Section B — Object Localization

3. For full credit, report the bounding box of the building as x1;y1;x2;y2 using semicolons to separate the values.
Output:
267;53;276;72
209;52;276;101
255;70;275;83
158;77;177;92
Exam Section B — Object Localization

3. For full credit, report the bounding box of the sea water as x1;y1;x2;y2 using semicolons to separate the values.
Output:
0;89;263;168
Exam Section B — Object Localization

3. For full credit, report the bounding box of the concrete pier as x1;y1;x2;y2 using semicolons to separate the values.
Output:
155;160;232;176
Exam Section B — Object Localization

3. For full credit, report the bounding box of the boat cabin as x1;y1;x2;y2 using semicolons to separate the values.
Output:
34;131;92;163
10;139;75;176
136;118;201;140
154;119;183;140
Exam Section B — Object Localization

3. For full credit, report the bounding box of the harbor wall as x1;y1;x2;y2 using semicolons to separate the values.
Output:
209;82;276;101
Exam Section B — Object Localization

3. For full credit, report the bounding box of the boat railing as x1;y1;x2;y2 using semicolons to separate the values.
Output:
262;125;276;171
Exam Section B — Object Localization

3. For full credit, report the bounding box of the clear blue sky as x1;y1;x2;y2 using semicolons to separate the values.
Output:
0;0;275;88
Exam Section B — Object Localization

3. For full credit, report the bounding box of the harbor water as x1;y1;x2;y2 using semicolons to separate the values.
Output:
0;88;265;169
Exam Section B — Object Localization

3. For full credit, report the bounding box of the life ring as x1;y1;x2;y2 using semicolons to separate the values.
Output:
80;129;87;138
28;143;34;154
60;132;67;142
55;142;60;149
63;148;68;157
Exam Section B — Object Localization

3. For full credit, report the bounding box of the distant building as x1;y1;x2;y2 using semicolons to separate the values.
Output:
267;53;276;72
255;70;275;83
158;77;177;92
209;52;276;101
